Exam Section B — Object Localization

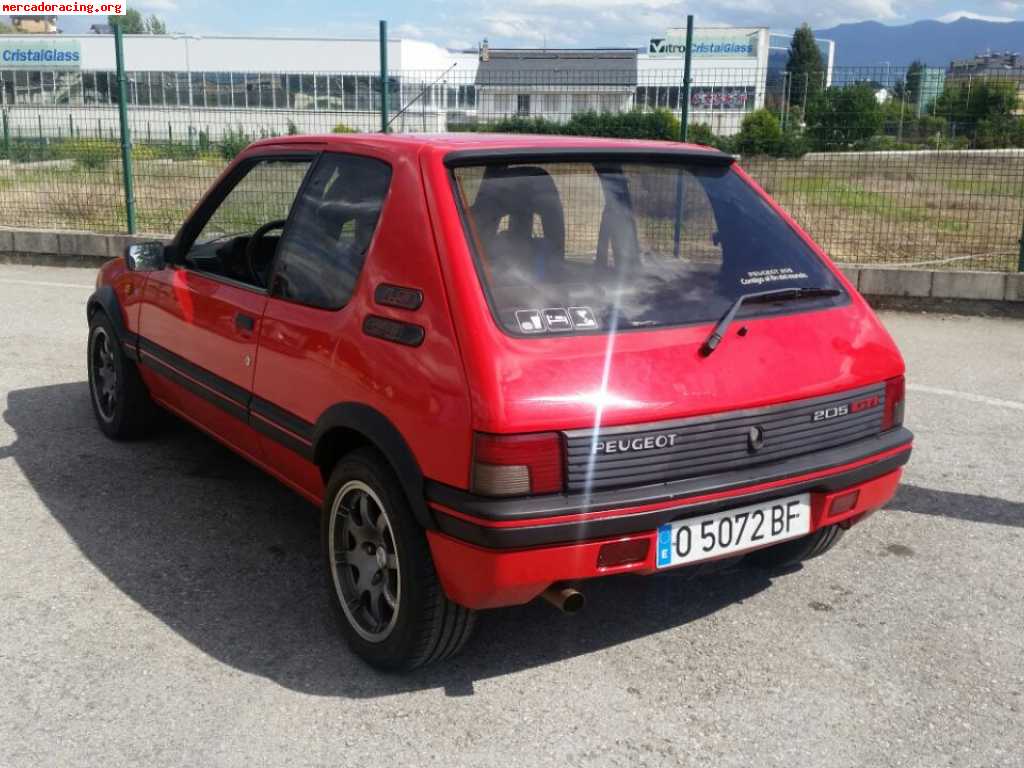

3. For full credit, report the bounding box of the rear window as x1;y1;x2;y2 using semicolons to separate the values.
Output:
451;160;844;336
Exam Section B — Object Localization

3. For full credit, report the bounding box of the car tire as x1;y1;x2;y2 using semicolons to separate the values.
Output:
744;524;846;571
87;310;157;440
322;448;476;671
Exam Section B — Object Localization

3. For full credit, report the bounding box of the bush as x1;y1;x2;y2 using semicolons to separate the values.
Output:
219;126;252;160
332;122;356;134
53;138;119;169
461;109;684;142
0;139;43;163
287;120;299;136
734;109;783;156
566;109;682;140
685;122;718;147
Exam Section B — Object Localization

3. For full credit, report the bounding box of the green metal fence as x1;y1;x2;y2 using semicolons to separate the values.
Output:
2;58;1023;271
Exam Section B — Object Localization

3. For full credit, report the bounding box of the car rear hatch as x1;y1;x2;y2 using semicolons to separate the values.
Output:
431;142;908;494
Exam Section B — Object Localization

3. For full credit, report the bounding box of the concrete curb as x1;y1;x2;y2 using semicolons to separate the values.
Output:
0;228;168;269
840;266;1023;304
0;228;1021;306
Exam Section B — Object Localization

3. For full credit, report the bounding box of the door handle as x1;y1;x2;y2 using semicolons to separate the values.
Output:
235;313;256;333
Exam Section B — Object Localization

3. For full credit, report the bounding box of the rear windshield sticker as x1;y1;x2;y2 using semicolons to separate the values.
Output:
515;309;545;333
740;267;809;287
568;307;599;330
542;308;574;332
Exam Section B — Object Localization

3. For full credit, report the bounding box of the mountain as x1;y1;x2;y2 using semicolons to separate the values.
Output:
813;18;1024;68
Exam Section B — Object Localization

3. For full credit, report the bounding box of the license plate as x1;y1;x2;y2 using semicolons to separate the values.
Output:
656;494;811;569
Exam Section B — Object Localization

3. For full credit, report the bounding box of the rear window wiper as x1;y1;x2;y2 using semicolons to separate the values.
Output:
700;286;842;357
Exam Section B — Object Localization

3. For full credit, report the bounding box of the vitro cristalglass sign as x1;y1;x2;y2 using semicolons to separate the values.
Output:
0;40;82;69
648;28;760;58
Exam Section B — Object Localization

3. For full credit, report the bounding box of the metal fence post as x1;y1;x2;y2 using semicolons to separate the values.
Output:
679;15;694;142
114;25;137;234
2;110;9;159
379;20;389;132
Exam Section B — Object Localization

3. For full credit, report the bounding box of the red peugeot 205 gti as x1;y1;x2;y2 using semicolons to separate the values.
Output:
87;133;912;669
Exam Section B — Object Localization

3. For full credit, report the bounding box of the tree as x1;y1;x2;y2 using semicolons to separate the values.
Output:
109;9;146;33
807;84;884;149
107;10;168;34
904;60;926;105
145;15;167;34
0;20;14;34
934;78;1021;146
785;23;825;111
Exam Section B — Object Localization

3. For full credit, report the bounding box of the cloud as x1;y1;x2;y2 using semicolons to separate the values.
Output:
937;10;1016;22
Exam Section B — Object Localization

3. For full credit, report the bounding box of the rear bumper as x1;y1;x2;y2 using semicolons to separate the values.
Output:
426;430;912;610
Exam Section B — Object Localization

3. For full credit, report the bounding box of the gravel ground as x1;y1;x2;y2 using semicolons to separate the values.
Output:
1;265;1021;768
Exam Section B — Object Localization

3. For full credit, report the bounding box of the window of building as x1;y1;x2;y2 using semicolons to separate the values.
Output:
516;93;531;116
271;153;392;310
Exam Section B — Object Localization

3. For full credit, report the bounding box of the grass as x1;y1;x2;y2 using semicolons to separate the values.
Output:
946;178;1024;197
779;177;933;224
744;154;1023;271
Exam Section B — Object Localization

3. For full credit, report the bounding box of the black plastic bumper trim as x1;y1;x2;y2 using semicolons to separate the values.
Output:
428;428;912;523
431;444;911;550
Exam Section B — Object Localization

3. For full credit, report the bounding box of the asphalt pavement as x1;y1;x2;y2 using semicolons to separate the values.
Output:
1;264;1021;767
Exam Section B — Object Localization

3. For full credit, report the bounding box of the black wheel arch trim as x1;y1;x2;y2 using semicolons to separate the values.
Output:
87;286;139;361
431;442;911;549
313;403;434;531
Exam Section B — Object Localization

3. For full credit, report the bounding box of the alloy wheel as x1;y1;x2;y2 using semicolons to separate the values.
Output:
328;480;401;642
90;327;118;423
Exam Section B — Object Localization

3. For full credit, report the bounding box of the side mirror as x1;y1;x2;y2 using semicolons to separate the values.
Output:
125;242;166;272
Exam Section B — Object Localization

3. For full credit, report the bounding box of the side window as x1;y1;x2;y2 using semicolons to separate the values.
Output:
185;158;312;287
271;153;392;310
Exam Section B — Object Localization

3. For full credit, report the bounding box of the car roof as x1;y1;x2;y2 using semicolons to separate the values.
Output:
248;132;726;158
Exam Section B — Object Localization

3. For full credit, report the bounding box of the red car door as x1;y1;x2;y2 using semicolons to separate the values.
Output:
138;268;268;457
136;153;316;459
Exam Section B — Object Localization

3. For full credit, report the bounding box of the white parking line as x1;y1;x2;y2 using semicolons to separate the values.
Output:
908;383;1024;412
0;278;93;290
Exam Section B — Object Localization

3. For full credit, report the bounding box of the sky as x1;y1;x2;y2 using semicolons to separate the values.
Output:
31;1;1024;47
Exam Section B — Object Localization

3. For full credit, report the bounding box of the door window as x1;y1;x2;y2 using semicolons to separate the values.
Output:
270;153;392;310
184;158;312;288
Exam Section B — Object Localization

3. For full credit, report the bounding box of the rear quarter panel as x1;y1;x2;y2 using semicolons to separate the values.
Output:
252;140;474;496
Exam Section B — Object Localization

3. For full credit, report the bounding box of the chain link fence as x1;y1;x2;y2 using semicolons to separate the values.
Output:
2;60;1023;271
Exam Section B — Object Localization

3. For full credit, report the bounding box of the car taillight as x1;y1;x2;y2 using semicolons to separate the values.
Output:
882;376;905;431
471;432;563;496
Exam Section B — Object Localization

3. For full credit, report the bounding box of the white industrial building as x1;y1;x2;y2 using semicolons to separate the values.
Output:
0;27;809;137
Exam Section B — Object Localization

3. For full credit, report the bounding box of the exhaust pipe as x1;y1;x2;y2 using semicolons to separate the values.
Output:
541;585;585;614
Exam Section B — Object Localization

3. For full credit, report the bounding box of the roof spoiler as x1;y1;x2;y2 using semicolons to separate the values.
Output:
443;146;735;168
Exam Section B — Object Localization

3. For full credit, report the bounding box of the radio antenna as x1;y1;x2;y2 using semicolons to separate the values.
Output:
385;63;459;130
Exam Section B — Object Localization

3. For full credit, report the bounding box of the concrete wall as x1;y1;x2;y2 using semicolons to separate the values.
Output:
840;266;1023;303
0;228;162;268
